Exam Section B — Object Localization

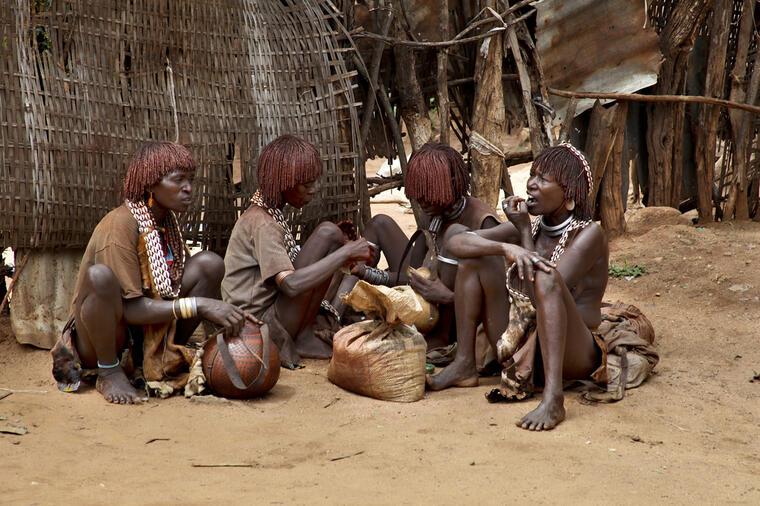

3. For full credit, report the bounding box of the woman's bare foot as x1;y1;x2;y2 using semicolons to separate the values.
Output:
425;359;478;391
516;394;565;431
294;327;333;359
96;366;143;404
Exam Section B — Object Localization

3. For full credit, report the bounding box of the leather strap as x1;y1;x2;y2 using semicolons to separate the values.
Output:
214;326;271;392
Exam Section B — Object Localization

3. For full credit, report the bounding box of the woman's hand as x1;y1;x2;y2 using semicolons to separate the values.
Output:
197;298;246;337
342;238;376;265
503;244;554;282
502;196;531;231
409;270;454;305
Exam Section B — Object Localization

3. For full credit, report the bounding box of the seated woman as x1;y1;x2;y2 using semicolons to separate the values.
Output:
427;144;609;431
350;142;499;350
222;135;373;368
52;141;246;405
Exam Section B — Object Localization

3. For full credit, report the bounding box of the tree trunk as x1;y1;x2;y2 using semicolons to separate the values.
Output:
694;0;731;222
470;2;506;210
724;0;757;220
599;103;629;237
506;13;547;157
585;101;628;236
646;0;712;208
393;44;432;152
437;0;449;144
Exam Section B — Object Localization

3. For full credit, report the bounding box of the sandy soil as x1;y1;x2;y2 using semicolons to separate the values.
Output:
2;187;760;503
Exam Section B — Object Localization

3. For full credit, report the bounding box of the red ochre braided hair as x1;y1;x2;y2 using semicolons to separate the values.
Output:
531;144;593;220
123;141;197;202
257;135;322;208
405;142;470;208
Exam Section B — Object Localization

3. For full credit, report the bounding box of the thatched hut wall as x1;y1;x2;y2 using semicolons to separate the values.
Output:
0;0;361;252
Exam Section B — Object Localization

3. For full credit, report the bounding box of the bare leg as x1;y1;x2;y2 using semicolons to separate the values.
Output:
423;242;461;349
517;268;600;431
173;251;225;344
73;265;142;404
362;214;414;272
427;254;508;390
275;222;345;359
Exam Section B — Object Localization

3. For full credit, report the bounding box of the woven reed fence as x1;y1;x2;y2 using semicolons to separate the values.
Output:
0;0;362;252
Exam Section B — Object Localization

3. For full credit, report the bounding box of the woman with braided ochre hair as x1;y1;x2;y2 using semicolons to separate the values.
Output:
347;142;500;351
51;142;246;404
427;143;609;432
222;135;373;367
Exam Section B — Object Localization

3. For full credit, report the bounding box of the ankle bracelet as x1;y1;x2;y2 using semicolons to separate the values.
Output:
97;360;120;369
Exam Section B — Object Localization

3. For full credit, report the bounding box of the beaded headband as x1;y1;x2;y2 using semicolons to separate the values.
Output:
559;142;593;196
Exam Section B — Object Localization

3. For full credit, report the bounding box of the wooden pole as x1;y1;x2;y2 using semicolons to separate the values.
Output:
548;88;760;115
724;0;757;220
507;14;546;157
437;0;450;144
470;0;506;209
695;0;731;222
645;0;712;209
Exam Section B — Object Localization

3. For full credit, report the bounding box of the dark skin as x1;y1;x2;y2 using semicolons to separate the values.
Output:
74;170;247;404
427;169;608;431
272;180;375;359
355;196;499;349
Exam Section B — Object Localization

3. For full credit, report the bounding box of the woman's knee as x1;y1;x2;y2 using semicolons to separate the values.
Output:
534;268;563;300
189;250;224;275
365;214;395;232
84;264;120;297
311;221;344;245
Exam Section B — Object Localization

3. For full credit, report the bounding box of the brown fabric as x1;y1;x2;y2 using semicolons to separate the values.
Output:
257;302;300;368
222;205;295;315
69;205;144;312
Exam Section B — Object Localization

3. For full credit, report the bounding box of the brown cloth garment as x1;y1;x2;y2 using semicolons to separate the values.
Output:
51;205;194;392
487;301;658;403
222;205;300;367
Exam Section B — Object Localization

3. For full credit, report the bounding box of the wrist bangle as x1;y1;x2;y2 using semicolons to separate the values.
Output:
171;299;179;320
189;297;198;318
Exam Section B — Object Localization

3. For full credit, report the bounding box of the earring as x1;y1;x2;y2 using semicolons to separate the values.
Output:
565;200;575;211
148;192;155;208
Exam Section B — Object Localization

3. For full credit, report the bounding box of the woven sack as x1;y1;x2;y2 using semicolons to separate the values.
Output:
328;319;426;402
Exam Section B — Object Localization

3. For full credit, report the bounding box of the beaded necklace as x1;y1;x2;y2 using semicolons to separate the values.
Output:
126;199;185;299
506;216;591;302
250;190;299;262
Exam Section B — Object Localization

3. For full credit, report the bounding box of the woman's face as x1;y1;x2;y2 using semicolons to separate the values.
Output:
282;179;317;209
525;167;566;216
149;170;194;213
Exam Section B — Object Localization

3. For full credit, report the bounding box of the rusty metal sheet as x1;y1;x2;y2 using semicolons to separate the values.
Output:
535;0;663;124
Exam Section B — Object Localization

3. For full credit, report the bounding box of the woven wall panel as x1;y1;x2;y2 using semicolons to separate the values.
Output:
0;0;361;251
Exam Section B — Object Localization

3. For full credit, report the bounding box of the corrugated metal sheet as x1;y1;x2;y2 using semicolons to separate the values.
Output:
535;0;663;124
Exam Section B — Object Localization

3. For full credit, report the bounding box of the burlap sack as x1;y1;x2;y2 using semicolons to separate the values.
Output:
327;281;427;402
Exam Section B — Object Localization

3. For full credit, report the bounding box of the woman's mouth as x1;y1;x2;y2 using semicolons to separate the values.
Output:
526;196;537;205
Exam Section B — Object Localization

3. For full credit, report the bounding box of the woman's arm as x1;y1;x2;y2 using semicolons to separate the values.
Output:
277;239;373;297
123;296;246;336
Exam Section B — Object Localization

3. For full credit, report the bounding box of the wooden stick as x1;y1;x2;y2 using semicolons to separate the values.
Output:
191;463;255;468
547;88;760;115
368;179;404;196
0;251;30;315
349;9;536;49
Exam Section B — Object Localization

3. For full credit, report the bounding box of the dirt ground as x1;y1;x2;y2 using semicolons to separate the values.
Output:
2;170;760;504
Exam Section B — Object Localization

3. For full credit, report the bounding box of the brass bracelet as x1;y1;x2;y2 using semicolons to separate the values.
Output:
171;299;179;320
